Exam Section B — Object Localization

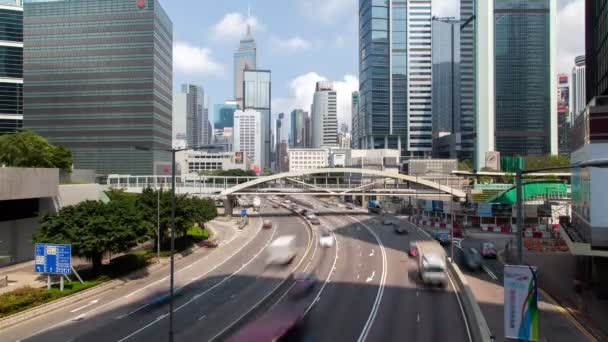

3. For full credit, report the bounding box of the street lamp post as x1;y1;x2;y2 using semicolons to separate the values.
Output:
134;144;220;342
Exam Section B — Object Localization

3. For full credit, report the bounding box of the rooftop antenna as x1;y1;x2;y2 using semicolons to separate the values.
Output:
246;1;252;36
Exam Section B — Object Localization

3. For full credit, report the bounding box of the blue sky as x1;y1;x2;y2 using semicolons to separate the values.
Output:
160;0;584;131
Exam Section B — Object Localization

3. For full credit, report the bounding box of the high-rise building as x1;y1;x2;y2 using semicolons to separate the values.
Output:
305;115;312;148
274;112;284;168
174;84;206;148
290;109;308;148
571;55;586;120
233;109;262;174
213;101;238;130
358;0;432;156
351;91;360;148
234;19;256;109
475;0;557;169
432;19;461;135
23;0;172;175
242;69;271;169
311;81;337;148
557;74;570;155
585;0;608;104
459;0;476;161
0;0;22;134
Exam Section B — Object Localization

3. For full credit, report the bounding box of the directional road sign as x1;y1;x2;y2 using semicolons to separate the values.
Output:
35;243;72;274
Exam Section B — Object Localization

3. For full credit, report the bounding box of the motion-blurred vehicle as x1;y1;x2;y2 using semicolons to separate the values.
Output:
319;227;334;248
298;208;308;215
434;231;451;246
393;224;408;234
368;199;382;214
272;203;279;209
267;236;296;265
227;301;308;342
480;241;497;258
283;199;292;205
253;196;261;211
462;247;483;271
408;241;418;257
262;219;273;229
199;239;218;248
291;272;317;298
383;215;394;225
416;241;447;287
309;216;320;225
346;203;354;210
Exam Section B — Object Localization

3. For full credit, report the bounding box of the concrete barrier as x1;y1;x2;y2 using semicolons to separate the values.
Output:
447;258;494;342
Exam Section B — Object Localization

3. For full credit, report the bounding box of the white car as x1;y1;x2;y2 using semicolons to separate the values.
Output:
319;228;334;248
266;235;296;265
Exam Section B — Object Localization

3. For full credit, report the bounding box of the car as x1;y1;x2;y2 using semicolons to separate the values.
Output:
346;203;354;210
462;247;483;271
480;241;497;258
290;272;317;298
199;239;218;248
408;241;418;257
272;203;279;209
434;232;451;246
383;215;394;225
309;217;320;225
393;224;408;234
319;228;334;247
263;219;273;229
298;208;307;215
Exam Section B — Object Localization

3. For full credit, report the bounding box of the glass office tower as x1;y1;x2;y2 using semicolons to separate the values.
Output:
0;0;23;134
358;0;432;157
585;0;608;103
243;69;270;169
23;0;172;175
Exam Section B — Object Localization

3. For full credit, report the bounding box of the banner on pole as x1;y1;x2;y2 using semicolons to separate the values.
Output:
504;264;539;341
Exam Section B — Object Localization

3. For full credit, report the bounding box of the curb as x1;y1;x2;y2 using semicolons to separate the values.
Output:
210;199;315;341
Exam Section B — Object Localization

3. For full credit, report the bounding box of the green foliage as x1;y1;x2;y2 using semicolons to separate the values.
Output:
199;169;257;177
458;159;473;171
0;130;73;171
186;226;210;241
524;155;570;172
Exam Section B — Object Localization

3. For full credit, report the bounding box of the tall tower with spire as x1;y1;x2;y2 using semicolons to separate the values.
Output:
234;6;257;109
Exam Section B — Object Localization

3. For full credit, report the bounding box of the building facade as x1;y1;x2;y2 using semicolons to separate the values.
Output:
233;109;262;174
358;0;433;157
242;69;270;169
290;109;308;148
351;91;360;148
475;0;557;169
288;148;329;172
213;101;237;130
174;84;206;148
23;0;172;175
311;81;337;148
234;22;256;110
586;0;608;104
557;74;570;155
0;0;23;134
432;19;461;135
572;55;586;120
175;150;247;175
458;0;476;161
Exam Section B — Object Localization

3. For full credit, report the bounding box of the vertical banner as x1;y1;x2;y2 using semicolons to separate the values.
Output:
504;265;539;341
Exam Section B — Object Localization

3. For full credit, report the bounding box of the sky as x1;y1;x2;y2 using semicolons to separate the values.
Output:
160;0;585;133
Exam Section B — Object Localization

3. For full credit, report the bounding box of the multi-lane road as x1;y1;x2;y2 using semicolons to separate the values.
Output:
1;197;474;342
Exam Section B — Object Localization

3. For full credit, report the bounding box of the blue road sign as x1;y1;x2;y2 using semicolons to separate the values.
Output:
241;208;247;216
35;243;71;274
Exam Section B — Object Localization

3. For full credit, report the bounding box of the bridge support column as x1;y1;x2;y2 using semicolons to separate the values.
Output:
223;195;235;216
361;195;367;208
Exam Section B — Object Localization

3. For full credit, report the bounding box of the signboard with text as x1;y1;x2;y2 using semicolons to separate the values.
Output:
504;265;538;341
34;243;71;274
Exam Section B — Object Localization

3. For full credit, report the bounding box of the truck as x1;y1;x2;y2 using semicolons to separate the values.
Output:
367;200;382;214
253;196;262;211
415;241;448;287
266;235;296;265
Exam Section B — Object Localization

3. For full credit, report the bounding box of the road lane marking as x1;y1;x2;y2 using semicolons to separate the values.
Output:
369;249;375;257
447;268;473;342
417;313;420;323
482;265;498;280
198;315;206;321
117;220;280;342
115;303;150;320
366;271;376;283
71;314;85;321
70;299;99;313
304;229;339;316
416;291;419;297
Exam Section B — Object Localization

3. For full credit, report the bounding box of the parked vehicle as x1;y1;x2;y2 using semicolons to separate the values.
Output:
462;247;483;271
416;241;447;287
480;241;497;258
267;236;296;265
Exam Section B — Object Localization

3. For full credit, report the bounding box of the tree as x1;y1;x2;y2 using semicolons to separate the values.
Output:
458;159;473;172
0;130;73;171
34;200;150;274
524;155;570;171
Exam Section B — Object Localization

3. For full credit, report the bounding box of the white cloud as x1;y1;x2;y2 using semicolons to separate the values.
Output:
297;0;356;23
271;36;313;52
210;12;264;42
556;0;585;73
334;35;346;48
273;72;358;130
173;42;224;75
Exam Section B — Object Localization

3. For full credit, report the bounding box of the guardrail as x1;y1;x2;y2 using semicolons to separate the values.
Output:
447;258;494;342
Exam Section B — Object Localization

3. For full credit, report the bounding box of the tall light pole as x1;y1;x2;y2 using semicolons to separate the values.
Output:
515;159;608;264
134;144;220;342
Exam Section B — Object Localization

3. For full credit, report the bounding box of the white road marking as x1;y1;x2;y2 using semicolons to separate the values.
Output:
482;265;498;280
416;291;419;297
70;299;99;313
357;274;360;280
71;314;85;321
417;313;420;323
304;230;339;316
366;271;376;283
155;314;166;321
447;267;474;342
369;249;375;257
116;224;278;342
198;315;206;321
115;304;150;320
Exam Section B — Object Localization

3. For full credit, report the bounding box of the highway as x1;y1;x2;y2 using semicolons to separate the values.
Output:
0;202;311;342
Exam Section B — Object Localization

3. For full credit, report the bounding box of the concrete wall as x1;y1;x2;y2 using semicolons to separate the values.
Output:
58;184;103;207
59;169;96;184
0;218;38;266
0;167;58;200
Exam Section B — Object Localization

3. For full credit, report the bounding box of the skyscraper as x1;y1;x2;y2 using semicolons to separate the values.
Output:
557;74;570;155
234;17;256;110
585;0;608;104
23;0;172;175
174;84;206;148
476;0;557;169
290;109;308;148
234;109;262;174
311;81;337;148
213;101;238;130
351;91;360;148
358;0;432;156
242;69;271;169
432;19;461;135
0;0;22;134
571;55;586;120
459;0;476;161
